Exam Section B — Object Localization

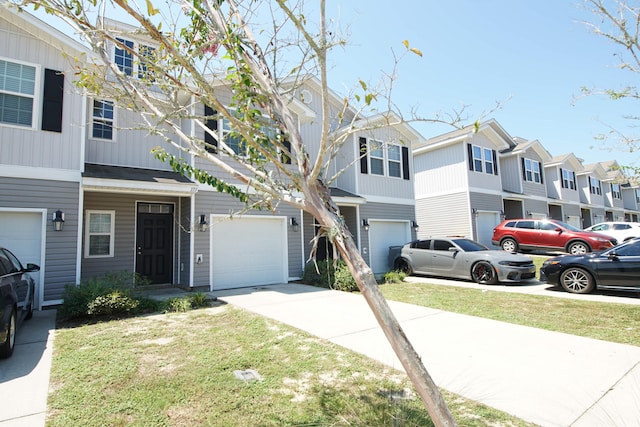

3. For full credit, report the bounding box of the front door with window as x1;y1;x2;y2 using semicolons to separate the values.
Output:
136;208;173;284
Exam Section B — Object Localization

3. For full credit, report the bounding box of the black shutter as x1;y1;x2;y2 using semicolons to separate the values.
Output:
204;105;218;153
560;168;564;188
588;176;592;193
281;137;292;164
521;158;527;181
492;149;498;175
41;69;64;132
359;137;368;174
467;143;473;171
402;146;410;180
540;164;544;184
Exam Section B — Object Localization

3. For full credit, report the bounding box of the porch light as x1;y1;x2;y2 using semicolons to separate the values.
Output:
199;214;208;232
362;219;369;231
290;217;299;232
471;208;478;216
52;210;64;231
411;220;419;232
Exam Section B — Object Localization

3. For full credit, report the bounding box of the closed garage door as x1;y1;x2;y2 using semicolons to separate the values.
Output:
369;220;410;275
0;211;43;306
210;215;287;290
476;211;500;248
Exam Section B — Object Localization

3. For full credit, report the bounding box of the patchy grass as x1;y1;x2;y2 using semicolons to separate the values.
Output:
48;305;535;427
380;281;640;346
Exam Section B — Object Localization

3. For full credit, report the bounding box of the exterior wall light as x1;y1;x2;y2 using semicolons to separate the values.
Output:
290;217;299;232
411;220;419;232
52;209;65;231
199;214;208;232
362;219;369;231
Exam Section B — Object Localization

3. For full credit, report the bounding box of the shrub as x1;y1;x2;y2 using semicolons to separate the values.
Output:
165;297;192;313
59;271;142;320
383;270;407;284
189;292;209;308
86;291;139;317
303;259;358;292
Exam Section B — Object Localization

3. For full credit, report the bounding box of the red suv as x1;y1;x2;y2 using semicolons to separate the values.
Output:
492;219;617;254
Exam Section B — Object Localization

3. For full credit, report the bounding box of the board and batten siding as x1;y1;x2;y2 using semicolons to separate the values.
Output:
0;17;84;171
414;144;467;197
499;156;522;194
0;177;80;302
416;192;470;239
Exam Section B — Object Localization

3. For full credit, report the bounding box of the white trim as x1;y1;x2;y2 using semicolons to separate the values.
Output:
360;195;415;206
0;164;81;182
0;56;41;131
84;210;115;258
83;177;198;196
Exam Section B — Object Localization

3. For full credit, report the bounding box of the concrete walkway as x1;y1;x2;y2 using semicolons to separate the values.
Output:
0;309;56;426
210;284;640;427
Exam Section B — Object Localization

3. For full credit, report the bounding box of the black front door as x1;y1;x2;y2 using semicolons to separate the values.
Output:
136;212;173;284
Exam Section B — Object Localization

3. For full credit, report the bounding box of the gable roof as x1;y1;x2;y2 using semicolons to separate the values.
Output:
578;162;608;179
414;118;515;154
504;138;552;162
334;111;425;143
544;153;584;171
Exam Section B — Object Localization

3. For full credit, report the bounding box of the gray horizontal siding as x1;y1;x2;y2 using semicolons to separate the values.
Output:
0;177;80;302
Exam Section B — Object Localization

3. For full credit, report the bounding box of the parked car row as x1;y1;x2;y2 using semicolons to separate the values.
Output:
1;247;39;359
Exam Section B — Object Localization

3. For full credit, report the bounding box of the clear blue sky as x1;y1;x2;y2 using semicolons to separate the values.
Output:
33;0;639;168
324;0;639;168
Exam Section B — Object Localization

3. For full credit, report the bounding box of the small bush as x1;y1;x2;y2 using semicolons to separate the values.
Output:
189;292;209;308
303;259;358;292
59;271;142;320
165;297;193;313
383;270;407;284
86;291;139;316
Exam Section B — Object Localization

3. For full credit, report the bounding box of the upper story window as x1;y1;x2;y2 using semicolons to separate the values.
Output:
636;189;640;203
523;158;542;183
467;144;498;175
359;137;410;180
114;38;156;80
92;99;115;140
0;59;36;128
589;177;602;195
561;168;576;190
611;183;622;200
367;140;405;178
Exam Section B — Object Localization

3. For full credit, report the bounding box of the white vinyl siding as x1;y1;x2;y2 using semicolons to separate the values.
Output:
0;58;37;128
85;210;115;257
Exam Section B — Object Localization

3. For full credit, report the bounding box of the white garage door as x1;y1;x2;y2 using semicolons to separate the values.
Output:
0;211;43;305
210;215;287;290
369;220;410;275
476;211;500;248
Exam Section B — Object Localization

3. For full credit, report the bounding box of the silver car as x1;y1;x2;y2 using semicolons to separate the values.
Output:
390;237;536;284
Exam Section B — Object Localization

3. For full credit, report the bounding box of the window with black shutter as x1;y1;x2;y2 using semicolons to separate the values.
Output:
204;105;218;153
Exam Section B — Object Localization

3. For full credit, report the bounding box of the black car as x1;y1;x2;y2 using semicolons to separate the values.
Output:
540;238;640;294
0;247;39;358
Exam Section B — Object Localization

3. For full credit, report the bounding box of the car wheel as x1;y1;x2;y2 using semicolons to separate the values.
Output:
0;308;16;359
471;261;497;284
560;267;595;294
568;241;590;255
395;259;413;276
501;238;518;253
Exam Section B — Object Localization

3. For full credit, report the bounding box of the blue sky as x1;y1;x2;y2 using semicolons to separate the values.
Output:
324;1;640;168
33;0;639;168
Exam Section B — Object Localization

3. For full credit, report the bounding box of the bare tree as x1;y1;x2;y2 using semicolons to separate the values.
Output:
15;0;459;424
581;0;640;175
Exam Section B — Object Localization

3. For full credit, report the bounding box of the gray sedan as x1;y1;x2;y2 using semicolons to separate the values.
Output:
390;237;536;284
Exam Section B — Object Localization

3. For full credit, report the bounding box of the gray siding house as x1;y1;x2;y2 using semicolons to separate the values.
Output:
0;6;422;308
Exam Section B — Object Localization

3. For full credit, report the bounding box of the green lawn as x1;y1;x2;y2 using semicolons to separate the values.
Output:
47;304;536;427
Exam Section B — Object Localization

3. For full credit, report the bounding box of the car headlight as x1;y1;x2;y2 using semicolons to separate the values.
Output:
594;237;611;243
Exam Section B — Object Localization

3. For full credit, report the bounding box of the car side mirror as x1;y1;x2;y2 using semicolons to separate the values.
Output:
25;263;40;273
555;227;563;233
448;247;458;253
607;252;619;261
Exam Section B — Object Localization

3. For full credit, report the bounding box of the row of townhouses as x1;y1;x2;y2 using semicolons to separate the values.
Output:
1;6;638;309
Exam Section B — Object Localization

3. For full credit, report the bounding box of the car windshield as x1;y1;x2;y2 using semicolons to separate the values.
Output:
452;238;488;252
